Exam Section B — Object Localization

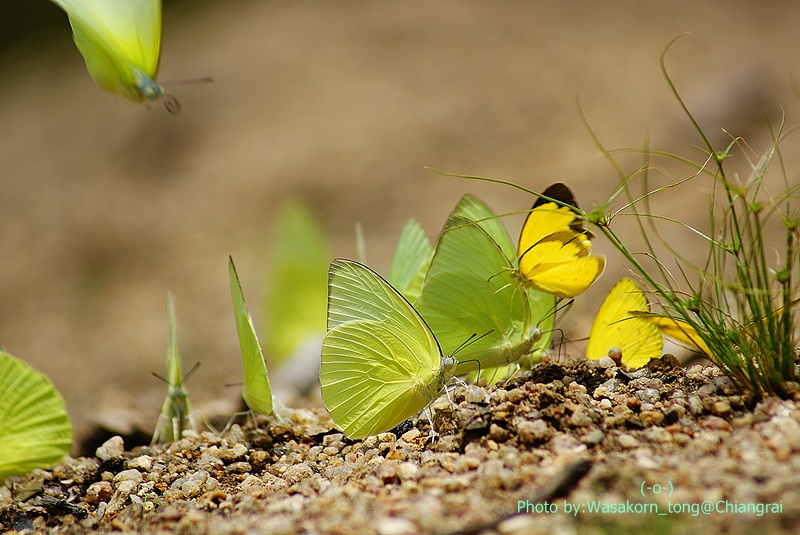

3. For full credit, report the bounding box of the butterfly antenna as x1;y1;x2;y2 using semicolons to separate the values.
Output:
451;329;494;356
184;361;201;382
163;94;180;115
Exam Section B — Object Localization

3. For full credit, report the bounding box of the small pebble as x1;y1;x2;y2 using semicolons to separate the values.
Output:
113;469;143;488
711;400;732;416
640;410;665;427
635;388;661;404
582;429;605;446
85;481;113;505
127;456;152;472
568;407;593;427
489;424;509;442
228;462;253;474
516;420;551;445
217;444;248;463
688;395;705;415
181;470;209;499
96;436;124;461
377;517;417;535
283;463;314;485
396;462;420;481
618;434;640;449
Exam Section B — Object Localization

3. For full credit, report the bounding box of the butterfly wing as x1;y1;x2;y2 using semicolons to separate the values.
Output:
229;258;273;416
264;201;328;366
519;231;606;298
51;0;162;101
415;213;539;373
451;194;517;261
321;259;447;438
0;351;72;483
586;278;662;369
388;219;433;303
632;313;712;356
451;195;556;381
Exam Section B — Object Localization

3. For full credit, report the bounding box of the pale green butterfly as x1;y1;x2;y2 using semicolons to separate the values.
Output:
230;257;273;416
50;0;177;110
151;293;195;445
0;350;72;483
320;259;456;439
414;195;556;384
388;219;433;303
264;200;328;367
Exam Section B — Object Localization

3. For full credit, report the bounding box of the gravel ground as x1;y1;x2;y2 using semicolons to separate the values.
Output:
3;356;799;534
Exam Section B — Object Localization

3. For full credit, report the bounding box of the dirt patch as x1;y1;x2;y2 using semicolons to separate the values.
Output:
3;357;798;534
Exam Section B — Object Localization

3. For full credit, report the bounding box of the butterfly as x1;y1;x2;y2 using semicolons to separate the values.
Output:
151;293;195;444
0;350;72;483
586;278;663;369
264;201;329;367
517;183;605;298
50;0;173;109
320;259;456;439
229;257;274;417
387;219;434;303
414;195;555;382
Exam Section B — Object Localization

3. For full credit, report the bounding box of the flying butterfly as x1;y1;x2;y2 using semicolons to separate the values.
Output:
50;0;178;111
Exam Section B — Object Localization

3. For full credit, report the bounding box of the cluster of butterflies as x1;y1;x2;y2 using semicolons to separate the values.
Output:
318;184;702;439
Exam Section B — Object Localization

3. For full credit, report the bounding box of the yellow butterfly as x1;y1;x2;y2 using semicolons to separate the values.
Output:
633;298;800;358
517;183;605;298
586;278;663;369
50;0;171;107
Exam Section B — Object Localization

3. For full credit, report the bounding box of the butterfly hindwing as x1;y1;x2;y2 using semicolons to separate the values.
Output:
0;351;72;483
586;278;662;369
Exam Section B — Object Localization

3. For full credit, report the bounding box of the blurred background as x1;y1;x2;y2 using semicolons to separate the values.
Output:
2;0;800;452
